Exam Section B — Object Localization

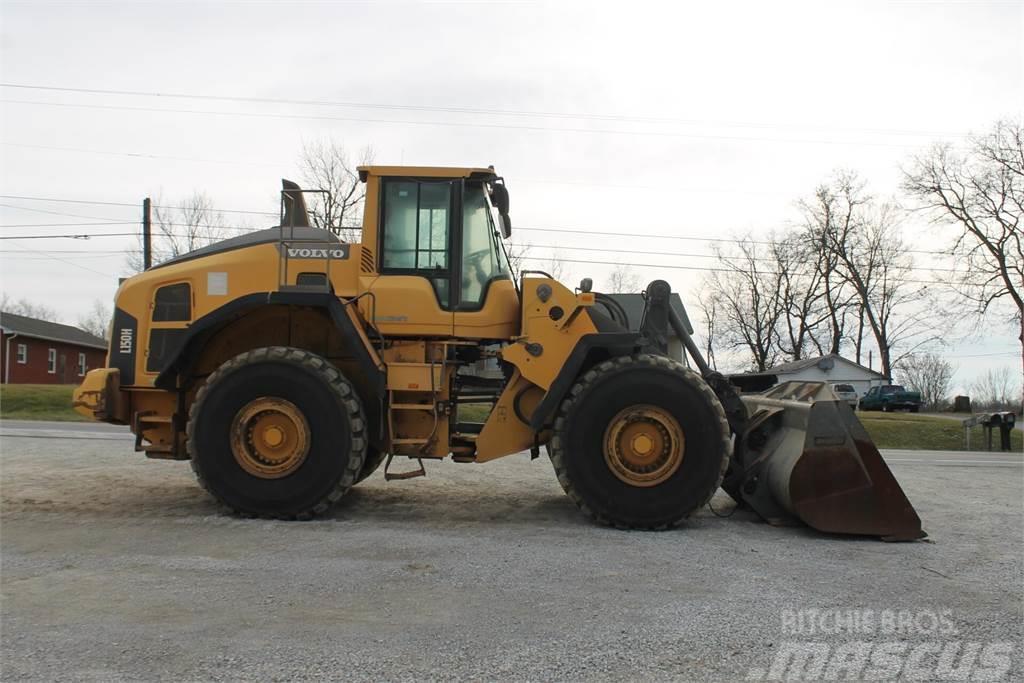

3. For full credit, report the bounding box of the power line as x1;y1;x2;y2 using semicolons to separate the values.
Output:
0;194;136;207
0;83;966;139
0;99;945;149
0;249;130;254
0;202;134;222
516;225;952;256
153;204;276;217
0;203;957;259
0;221;136;228
519;255;947;285
0;232;136;240
2;142;277;169
1;240;111;276
511;242;964;273
0;194;277;217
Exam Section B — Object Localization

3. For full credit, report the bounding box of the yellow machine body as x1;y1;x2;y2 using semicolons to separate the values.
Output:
75;166;597;464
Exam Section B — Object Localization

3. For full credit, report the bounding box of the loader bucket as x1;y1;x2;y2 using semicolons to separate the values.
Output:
726;382;925;541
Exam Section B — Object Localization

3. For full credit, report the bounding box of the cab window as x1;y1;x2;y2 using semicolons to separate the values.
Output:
381;180;452;306
460;184;510;308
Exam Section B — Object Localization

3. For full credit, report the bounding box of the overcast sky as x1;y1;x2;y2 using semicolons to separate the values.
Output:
0;0;1021;389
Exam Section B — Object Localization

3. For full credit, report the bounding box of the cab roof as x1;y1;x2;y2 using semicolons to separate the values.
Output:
357;165;498;183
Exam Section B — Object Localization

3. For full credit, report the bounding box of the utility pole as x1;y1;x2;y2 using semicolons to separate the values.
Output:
142;197;152;270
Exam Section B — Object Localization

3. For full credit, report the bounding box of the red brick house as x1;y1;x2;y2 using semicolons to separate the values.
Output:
1;312;108;385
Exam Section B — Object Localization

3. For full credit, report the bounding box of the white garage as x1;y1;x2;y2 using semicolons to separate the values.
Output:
728;354;889;398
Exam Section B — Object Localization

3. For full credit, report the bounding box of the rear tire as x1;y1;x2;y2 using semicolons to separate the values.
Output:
549;354;731;530
187;346;366;519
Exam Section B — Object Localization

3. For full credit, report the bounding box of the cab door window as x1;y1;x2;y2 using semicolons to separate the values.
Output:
381;180;452;306
460;184;510;308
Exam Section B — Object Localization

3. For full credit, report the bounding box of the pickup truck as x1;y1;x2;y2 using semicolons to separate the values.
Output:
859;385;923;412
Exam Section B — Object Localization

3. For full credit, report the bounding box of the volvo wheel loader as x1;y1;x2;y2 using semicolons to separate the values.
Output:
73;166;924;539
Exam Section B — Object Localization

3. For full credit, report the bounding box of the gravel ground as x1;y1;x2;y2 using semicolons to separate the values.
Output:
1;423;1021;681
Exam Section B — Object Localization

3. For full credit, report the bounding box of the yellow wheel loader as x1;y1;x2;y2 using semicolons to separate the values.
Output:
73;166;924;539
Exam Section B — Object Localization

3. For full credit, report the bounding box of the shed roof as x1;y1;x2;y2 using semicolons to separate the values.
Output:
731;353;888;379
0;311;107;350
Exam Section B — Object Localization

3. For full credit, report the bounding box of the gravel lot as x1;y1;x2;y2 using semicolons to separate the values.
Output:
1;421;1021;681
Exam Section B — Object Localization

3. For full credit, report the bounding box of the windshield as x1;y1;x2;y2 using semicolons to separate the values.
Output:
484;187;512;275
460;184;510;306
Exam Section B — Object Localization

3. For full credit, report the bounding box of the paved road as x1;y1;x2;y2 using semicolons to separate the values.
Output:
1;421;1022;681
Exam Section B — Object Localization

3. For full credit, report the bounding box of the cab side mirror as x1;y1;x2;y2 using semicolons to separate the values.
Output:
491;183;512;237
491;183;510;215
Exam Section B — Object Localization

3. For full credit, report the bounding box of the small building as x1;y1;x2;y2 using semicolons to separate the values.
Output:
1;312;107;385
728;354;889;397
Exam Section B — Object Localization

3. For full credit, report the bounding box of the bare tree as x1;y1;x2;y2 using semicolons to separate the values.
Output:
698;291;720;371
504;241;531;281
903;119;1024;411
126;192;229;272
772;233;830;360
702;238;785;371
804;172;939;377
896;352;955;411
298;139;374;242
77;299;112;340
546;249;567;282
0;294;60;321
969;367;1020;411
606;263;642;293
798;180;861;357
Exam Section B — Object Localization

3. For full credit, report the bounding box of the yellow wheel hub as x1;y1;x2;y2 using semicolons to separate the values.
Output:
604;405;685;487
230;397;310;479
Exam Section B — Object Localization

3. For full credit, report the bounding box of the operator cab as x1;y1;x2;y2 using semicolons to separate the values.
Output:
357;166;520;339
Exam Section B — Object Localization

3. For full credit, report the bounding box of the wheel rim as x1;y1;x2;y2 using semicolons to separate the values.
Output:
603;405;685;487
230;397;310;479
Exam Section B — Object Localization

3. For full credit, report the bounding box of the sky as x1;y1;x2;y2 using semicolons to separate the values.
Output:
0;0;1021;391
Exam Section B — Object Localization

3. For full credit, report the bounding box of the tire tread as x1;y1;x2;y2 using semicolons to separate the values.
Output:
186;346;366;520
548;353;731;530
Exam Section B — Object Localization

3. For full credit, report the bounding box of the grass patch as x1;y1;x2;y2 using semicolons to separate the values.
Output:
457;403;491;423
858;411;1022;452
0;384;86;422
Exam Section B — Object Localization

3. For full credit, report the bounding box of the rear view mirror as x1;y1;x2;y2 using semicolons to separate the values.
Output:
490;182;511;237
491;183;510;215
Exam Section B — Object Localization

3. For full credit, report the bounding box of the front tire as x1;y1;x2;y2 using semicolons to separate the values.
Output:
549;354;731;530
187;346;366;519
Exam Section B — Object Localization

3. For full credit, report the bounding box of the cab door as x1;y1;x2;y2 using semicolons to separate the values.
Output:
452;182;519;340
366;179;455;337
